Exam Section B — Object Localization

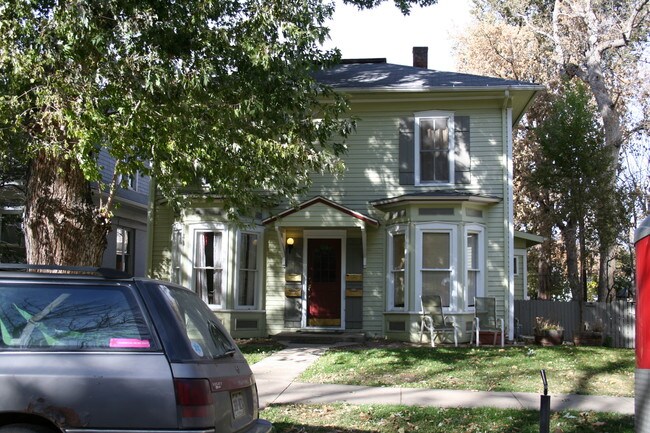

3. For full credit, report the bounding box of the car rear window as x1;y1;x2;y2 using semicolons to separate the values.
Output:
157;284;236;359
0;283;155;351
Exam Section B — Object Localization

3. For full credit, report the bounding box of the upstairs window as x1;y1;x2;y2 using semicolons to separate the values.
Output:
399;114;470;186
415;112;454;185
117;173;137;191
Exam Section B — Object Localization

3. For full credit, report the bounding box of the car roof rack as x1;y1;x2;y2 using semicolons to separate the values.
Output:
0;263;131;279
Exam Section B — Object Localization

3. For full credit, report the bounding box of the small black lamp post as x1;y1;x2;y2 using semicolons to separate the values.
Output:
540;369;550;433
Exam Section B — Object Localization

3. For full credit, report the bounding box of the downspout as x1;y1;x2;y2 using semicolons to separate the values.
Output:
504;91;515;341
146;177;156;278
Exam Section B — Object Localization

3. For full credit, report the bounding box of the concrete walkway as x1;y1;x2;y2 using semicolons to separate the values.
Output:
251;344;634;415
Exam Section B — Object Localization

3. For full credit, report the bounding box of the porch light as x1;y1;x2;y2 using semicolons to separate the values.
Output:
286;237;294;255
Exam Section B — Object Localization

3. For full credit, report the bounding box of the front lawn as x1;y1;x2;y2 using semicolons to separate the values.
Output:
298;344;634;397
263;404;634;433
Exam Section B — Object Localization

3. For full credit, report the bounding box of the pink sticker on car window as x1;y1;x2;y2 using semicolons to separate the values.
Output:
109;338;151;348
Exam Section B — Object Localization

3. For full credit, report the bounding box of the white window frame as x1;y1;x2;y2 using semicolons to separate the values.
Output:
115;226;133;275
415;223;459;312
513;256;520;276
191;223;229;308
387;225;408;311
414;110;455;186
514;249;529;300
170;223;184;285
235;228;264;310
117;172;138;191
464;224;485;311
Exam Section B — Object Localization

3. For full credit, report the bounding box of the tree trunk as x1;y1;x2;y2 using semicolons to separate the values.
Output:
561;220;581;301
24;150;110;266
538;256;552;300
597;246;615;301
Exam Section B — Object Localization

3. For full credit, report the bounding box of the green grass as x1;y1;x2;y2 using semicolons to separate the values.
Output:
236;338;285;365
298;345;635;397
263;404;634;433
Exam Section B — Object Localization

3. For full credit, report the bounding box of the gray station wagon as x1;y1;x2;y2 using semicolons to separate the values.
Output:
0;264;272;433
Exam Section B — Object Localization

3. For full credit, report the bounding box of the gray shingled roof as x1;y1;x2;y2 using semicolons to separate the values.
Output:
314;61;542;91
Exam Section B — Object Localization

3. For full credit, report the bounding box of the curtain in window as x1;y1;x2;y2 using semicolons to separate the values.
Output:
194;232;222;305
467;233;479;307
419;118;450;182
391;233;405;308
238;233;258;307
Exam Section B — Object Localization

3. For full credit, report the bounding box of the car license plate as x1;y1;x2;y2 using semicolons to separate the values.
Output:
231;391;245;419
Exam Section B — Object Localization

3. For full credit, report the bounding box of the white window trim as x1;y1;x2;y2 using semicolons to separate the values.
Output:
414;110;455;186
117;172;138;191
115;226;133;274
171;223;184;285
513;256;519;276
464;224;486;311
387;225;408;311
190;223;229;309
415;223;459;312
234;227;264;310
514;249;529;300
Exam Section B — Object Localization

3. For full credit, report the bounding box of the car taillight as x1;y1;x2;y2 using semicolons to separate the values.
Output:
174;378;213;419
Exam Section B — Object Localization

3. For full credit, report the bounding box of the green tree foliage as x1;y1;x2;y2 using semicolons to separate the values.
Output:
0;0;436;266
456;0;648;300
529;82;625;300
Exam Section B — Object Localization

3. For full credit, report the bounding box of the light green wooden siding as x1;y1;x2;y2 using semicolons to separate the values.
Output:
149;202;175;281
362;226;385;337
265;229;286;335
274;202;365;228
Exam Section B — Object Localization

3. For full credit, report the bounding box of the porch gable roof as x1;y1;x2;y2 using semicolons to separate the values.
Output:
263;196;380;228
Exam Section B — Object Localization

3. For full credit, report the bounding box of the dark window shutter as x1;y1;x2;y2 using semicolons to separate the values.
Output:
399;117;415;185
454;116;471;185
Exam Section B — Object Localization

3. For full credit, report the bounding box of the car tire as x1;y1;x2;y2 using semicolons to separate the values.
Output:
0;424;58;433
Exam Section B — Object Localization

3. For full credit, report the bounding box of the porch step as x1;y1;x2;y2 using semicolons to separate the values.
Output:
272;331;366;345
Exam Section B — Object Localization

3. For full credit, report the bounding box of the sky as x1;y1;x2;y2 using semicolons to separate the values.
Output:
323;0;474;72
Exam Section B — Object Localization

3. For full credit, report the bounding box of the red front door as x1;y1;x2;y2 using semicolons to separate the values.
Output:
307;238;342;327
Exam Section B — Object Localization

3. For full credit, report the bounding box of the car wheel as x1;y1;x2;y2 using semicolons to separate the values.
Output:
0;424;58;433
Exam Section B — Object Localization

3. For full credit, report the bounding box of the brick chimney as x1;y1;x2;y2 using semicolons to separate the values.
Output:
413;47;428;69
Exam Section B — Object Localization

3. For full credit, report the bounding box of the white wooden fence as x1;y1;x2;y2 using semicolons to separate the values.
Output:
514;300;635;348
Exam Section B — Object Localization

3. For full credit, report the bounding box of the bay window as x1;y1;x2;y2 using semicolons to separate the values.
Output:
193;230;226;307
465;225;485;309
388;227;407;310
236;231;261;309
416;224;457;309
413;223;485;312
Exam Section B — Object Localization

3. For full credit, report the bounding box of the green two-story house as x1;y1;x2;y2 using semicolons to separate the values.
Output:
147;50;544;344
